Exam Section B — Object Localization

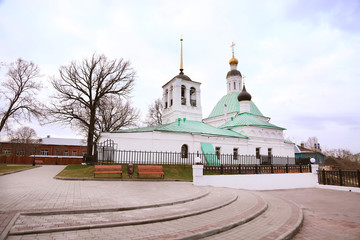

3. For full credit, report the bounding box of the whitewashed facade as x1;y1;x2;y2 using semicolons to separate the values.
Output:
99;43;295;163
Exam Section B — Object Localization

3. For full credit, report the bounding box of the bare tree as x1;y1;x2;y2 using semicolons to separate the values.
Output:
145;98;163;126
75;96;140;142
0;59;42;133
323;148;353;159
8;126;41;156
49;53;136;157
95;96;139;140
304;136;319;151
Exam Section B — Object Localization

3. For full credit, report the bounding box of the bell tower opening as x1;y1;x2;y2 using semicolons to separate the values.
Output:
162;38;202;124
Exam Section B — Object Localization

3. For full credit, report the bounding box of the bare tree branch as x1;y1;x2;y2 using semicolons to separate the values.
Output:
48;53;136;156
8;126;41;156
0;59;43;133
145;98;163;126
304;136;319;151
94;96;139;142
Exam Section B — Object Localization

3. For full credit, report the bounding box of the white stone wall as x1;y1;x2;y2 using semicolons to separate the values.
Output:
193;165;320;190
99;130;294;158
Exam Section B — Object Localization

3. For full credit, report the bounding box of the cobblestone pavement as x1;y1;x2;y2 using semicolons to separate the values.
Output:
263;188;360;240
9;189;236;235
7;190;267;240
0;166;207;239
1;166;359;240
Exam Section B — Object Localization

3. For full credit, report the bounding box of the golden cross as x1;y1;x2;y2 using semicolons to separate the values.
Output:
230;42;236;53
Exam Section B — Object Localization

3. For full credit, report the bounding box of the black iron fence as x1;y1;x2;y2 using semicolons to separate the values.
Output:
204;164;311;175
95;148;295;166
318;169;360;188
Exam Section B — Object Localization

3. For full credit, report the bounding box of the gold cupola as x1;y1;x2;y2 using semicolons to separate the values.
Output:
229;52;238;65
229;42;238;65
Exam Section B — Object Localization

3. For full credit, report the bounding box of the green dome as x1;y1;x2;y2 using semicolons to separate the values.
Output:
207;92;264;119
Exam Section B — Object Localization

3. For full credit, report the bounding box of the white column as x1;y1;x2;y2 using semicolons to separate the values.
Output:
196;88;201;108
192;164;204;186
312;164;319;185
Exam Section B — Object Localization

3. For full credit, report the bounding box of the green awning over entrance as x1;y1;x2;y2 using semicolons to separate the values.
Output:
201;142;220;165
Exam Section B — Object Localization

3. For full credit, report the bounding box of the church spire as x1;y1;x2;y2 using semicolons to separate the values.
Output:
229;42;238;65
226;41;242;94
180;38;184;74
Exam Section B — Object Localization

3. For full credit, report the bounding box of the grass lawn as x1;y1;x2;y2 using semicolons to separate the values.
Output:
56;164;193;181
0;165;37;174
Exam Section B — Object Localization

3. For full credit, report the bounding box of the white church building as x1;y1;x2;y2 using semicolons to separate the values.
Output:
99;40;295;165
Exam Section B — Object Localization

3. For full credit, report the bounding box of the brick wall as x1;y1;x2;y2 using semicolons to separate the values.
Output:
0;156;83;165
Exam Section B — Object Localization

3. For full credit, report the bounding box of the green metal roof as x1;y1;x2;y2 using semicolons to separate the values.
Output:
111;125;158;133
220;112;286;130
111;119;248;139
206;92;264;119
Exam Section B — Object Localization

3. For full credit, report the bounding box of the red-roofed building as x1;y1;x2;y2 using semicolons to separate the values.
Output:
0;136;87;165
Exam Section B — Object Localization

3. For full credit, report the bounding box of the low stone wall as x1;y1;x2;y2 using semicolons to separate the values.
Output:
193;164;319;190
0;156;83;165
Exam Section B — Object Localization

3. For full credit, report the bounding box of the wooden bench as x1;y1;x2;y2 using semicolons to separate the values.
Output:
94;165;122;178
137;165;164;179
35;160;44;165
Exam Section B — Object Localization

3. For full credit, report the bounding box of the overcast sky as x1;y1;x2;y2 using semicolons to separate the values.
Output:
0;0;359;153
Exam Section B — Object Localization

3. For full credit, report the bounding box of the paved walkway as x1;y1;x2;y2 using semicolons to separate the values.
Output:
0;166;359;239
263;188;360;240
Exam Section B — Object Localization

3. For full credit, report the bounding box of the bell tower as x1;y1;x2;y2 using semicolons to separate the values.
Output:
162;38;202;124
226;42;243;93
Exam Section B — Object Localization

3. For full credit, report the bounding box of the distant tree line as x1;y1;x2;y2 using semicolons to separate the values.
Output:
302;136;356;165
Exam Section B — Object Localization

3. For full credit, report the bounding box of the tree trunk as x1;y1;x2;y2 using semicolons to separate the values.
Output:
87;108;96;157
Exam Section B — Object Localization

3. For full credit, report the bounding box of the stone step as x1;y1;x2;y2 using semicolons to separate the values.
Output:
9;188;236;235
203;193;303;240
7;189;268;239
7;189;302;240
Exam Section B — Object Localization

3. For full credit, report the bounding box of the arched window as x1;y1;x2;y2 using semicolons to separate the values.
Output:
181;85;186;105
190;87;196;106
181;144;188;158
170;86;173;106
234;82;236;90
165;89;168;109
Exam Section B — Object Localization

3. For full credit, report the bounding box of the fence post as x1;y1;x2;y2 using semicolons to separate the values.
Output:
357;169;360;188
286;164;289;173
339;169;343;186
309;164;312;173
322;169;326;185
220;164;224;175
238;164;241;174
299;164;302;173
192;164;204;186
255;165;259;174
271;165;274;174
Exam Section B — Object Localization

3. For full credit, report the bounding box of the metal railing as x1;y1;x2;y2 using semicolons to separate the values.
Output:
204;164;311;175
318;169;360;188
95;148;295;166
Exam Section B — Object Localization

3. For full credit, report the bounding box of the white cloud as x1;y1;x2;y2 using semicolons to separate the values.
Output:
0;0;359;153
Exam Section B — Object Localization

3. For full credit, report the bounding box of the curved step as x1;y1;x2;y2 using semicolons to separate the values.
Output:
8;189;268;239
204;193;303;240
9;188;236;235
